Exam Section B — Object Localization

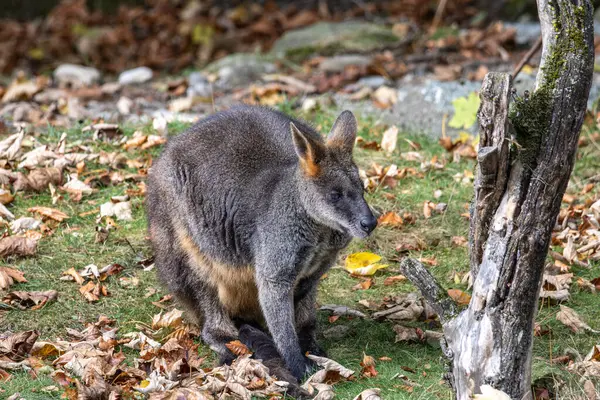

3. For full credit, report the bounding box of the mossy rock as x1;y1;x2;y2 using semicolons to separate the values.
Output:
270;21;401;61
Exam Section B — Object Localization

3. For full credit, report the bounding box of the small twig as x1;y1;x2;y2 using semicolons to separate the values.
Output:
431;0;449;32
399;258;458;323
511;35;543;79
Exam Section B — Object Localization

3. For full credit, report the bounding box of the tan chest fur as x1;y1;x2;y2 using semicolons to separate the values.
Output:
176;225;261;320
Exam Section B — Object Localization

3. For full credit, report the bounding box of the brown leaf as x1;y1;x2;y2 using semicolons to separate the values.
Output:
0;237;37;258
556;305;599;333
0;330;39;361
13;167;63;192
2;291;57;310
423;201;433;219
360;354;377;378
28;206;69;222
447;289;471;306
393;325;419;342
79;281;109;302
151;308;183;330
0;189;14;205
452;236;468;247
62;267;84;285
352;278;373;291
380;126;398;154
383;275;407;286
0;266;27;290
583;380;596;400
226;340;252;356
378;211;403;227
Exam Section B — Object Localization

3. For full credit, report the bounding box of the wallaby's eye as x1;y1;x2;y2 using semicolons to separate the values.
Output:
328;191;342;203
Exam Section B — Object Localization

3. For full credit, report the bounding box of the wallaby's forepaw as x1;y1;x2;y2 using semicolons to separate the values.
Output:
218;352;236;366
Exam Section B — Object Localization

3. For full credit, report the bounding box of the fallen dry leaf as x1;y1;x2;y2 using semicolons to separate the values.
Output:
352;278;373;291
320;305;367;318
372;86;397;109
448;289;471;306
0;237;37;258
383;275;407;286
556;305;599;333
3;290;58;310
152;308;183;330
100;201;132;221
380;126;398;154
473;385;511;400
13;167;63;192
79;281;109;302
62;267;85;285
28;206;69;222
353;388;382;400
393;325;419;342
377;211;403;227
226;340;252;356
0;330;39;361
360;354;377;378
0;266;27;290
345;252;389;276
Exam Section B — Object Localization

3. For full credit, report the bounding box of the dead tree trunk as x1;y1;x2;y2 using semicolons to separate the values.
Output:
400;1;594;399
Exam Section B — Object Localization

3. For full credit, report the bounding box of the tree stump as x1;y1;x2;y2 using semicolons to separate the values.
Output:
400;0;594;398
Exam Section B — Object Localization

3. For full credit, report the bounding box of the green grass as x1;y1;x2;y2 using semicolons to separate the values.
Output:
1;105;599;399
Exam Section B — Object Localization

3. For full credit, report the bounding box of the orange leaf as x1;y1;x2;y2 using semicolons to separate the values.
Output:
28;206;69;222
447;289;471;306
226;340;252;356
377;211;403;227
352;278;373;291
383;275;407;286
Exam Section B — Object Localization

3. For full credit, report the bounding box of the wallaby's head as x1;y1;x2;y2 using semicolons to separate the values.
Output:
291;110;377;238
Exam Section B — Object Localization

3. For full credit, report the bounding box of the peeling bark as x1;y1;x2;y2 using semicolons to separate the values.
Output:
400;1;594;399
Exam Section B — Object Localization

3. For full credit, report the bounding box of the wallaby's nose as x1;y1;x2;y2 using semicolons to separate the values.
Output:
359;215;377;234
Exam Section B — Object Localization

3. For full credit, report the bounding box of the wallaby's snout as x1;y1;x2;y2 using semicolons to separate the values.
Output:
359;210;377;235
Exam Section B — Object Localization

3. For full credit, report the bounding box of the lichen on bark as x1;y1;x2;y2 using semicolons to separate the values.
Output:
509;0;588;167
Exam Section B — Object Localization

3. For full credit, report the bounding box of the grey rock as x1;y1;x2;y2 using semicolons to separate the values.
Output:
187;72;212;97
54;64;101;87
34;89;68;104
117;96;134;115
319;54;373;72
271;21;400;60
356;75;389;89
334;78;481;138
205;53;276;89
118;67;153;85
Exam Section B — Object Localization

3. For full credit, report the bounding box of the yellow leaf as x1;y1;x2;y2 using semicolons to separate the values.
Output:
521;65;535;75
139;380;150;388
345;252;389;276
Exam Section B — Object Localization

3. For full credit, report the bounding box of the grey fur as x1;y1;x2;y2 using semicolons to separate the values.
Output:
146;105;376;380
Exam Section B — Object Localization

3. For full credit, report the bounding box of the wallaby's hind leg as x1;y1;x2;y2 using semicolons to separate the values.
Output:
154;247;238;365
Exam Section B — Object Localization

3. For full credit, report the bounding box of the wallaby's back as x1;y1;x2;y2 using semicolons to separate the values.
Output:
147;106;319;266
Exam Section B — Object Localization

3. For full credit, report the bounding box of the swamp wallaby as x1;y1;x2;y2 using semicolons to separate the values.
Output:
146;105;377;380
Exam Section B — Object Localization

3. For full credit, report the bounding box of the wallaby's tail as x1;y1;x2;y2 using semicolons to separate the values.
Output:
238;324;311;399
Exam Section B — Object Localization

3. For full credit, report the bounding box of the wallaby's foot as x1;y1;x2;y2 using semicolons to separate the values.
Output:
300;338;327;358
202;323;238;366
239;324;313;397
298;329;327;358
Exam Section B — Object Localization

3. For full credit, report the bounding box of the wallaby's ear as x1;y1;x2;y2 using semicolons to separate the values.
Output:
291;122;322;177
327;110;357;153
